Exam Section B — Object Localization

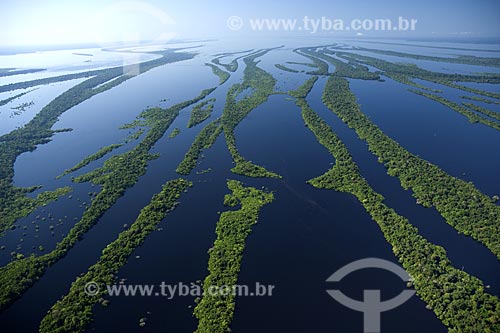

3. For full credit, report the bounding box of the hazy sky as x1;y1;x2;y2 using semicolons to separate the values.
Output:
1;0;499;46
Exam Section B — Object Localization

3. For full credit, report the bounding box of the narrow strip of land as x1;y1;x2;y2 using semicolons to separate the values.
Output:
193;180;274;333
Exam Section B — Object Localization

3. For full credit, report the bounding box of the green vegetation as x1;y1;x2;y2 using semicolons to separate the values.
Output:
338;50;500;84
353;45;500;68
0;50;196;234
384;72;442;92
11;101;34;112
193;180;274;333
0;51;194;94
309;49;380;80
176;119;222;175
463;102;500;122
351;40;500;53
56;144;123;179
196;168;212;175
221;50;281;178
205;63;230;84
296;94;500;333
39;178;191;333
169;128;181;138
411;90;500;130
287;61;317;68
212;58;238;72
0;89;37;107
125;128;145;142
3;44;499;331
275;64;300;73
212;50;254;58
323;76;500;259
188;99;215;128
0;68;45;78
426;80;500;100
0;87;215;312
332;50;500;99
288;76;318;98
336;49;500;84
211;50;257;73
462;95;500;105
310;47;500;129
294;49;329;75
0;186;72;235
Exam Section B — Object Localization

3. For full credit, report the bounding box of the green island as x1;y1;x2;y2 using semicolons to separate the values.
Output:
439;81;500;100
288;76;318;98
332;48;500;85
0;186;72;235
326;47;500;130
221;49;281;178
322;76;500;259
0;49;196;234
0;68;46;78
188;99;216;128
384;72;443;92
300;46;500;134
39;178;192;333
294;49;329;75
300;48;381;80
11;100;35;112
350;40;500;53
411;90;500;131
353;45;500;68
169;128;181;138
193;180;274;333
330;49;500;99
462;95;500;105
336;48;500;85
292;84;500;333
275;63;300;73
0;87;215;311
196;168;212;175
287;61;318;68
56;143;124;179
211;50;257;73
289;74;500;330
125;128;145;142
205;63;230;84
176;119;223;175
0;89;37;107
463;102;500;122
0;50;193;94
212;57;238;72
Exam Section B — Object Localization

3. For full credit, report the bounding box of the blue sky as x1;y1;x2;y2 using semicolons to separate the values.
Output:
1;0;499;45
